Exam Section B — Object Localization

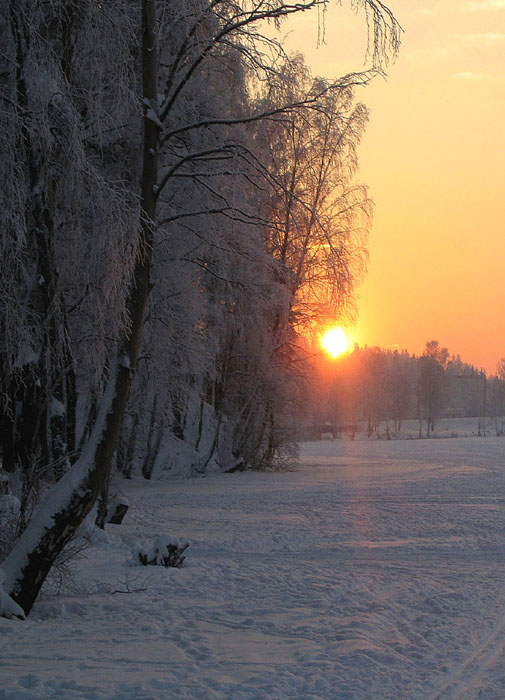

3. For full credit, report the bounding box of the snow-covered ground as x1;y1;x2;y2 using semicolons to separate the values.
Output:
2;437;505;699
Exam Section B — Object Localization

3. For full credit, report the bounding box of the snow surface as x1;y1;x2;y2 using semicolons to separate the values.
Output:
2;437;505;698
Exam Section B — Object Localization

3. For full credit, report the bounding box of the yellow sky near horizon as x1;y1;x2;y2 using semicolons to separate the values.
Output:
281;0;505;373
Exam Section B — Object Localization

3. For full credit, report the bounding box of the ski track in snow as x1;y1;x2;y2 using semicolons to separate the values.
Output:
429;605;505;700
1;436;505;699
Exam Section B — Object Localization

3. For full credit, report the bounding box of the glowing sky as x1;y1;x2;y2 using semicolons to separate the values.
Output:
282;0;505;373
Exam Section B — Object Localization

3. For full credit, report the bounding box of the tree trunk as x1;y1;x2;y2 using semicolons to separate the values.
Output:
142;417;164;480
117;412;138;479
141;393;158;478
0;0;159;618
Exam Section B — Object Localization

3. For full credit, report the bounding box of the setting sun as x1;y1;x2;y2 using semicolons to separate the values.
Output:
321;326;350;358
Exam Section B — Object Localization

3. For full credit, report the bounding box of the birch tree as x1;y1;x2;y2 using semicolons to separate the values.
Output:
0;0;399;618
260;54;371;335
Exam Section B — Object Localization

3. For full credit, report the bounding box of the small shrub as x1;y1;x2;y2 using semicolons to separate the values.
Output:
136;535;189;568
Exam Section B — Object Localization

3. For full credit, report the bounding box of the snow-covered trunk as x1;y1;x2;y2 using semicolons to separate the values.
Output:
1;362;125;615
0;0;160;618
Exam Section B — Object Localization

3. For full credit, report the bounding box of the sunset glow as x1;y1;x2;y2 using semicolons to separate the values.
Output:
279;2;505;374
321;326;350;358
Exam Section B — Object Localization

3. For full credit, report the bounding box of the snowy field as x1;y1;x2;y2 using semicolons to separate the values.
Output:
2;437;505;699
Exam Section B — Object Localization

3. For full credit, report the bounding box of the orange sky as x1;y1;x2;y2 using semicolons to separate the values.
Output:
281;0;505;374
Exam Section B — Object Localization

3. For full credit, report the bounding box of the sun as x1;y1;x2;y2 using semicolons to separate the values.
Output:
321;326;350;358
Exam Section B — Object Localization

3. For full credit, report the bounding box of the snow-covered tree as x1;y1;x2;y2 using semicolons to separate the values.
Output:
260;54;371;333
0;0;399;618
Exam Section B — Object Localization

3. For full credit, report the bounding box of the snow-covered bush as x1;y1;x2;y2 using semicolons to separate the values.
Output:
134;535;189;569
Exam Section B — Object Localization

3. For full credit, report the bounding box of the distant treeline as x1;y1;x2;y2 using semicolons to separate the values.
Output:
305;341;505;439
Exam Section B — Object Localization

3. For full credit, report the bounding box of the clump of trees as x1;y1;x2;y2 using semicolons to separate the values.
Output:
0;1;399;617
306;340;501;439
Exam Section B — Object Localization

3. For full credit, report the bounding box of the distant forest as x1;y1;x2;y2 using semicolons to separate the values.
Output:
305;340;505;439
